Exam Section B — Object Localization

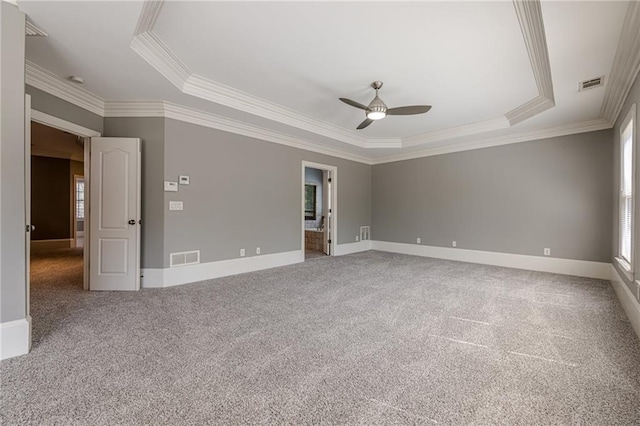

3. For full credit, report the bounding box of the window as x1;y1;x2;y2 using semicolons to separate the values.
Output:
75;178;85;220
619;104;636;270
304;183;316;220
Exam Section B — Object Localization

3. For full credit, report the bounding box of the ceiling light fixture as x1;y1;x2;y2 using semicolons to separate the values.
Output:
68;76;84;84
366;81;387;120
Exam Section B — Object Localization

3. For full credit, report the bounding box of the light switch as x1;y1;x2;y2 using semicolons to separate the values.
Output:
179;175;190;185
164;181;178;192
169;201;183;211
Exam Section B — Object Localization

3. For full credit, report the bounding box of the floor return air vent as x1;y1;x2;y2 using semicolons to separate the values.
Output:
170;250;200;267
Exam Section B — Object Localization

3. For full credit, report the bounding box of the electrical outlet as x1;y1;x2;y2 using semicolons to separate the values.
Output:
452;241;457;247
256;247;261;255
544;248;551;256
356;235;359;242
240;248;245;257
416;237;421;244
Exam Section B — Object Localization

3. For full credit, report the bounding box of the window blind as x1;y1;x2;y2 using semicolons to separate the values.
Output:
620;118;634;264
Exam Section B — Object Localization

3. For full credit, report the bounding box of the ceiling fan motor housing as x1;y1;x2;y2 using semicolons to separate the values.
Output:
367;96;387;119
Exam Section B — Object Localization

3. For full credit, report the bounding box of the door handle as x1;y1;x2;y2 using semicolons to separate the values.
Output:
128;220;136;225
26;224;35;232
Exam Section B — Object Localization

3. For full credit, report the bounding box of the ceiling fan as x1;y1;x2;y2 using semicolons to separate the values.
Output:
339;81;432;130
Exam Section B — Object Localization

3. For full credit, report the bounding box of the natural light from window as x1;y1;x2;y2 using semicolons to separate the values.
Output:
619;105;636;269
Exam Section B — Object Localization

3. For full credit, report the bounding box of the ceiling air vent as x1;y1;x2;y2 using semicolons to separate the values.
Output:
579;76;604;92
25;21;48;37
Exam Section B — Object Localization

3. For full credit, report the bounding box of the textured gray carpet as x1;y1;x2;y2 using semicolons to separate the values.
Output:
1;249;640;425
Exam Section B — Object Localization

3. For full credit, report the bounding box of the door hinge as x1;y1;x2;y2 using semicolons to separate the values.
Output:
328;178;332;183
328;239;332;244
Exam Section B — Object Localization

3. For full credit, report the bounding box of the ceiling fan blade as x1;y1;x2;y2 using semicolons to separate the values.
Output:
387;105;432;116
357;118;374;130
340;98;368;110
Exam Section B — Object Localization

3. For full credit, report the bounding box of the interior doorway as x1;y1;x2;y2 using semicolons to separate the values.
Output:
29;110;100;294
29;120;88;295
302;161;337;260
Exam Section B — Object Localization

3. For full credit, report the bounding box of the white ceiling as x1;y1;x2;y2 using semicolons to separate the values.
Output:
18;1;635;163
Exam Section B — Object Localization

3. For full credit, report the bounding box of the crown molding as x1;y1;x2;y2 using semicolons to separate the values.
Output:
371;118;612;165
183;74;368;147
133;0;163;36
26;61;105;116
130;0;557;150
105;100;372;164
130;31;189;90
600;0;640;125
403;117;510;147
25;20;48;37
30;61;614;167
505;1;555;125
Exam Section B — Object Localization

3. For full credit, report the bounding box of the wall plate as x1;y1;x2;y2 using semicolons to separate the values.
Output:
164;181;178;192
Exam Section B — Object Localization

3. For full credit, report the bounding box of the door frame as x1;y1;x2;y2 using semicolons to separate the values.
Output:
301;161;337;257
30;110;100;291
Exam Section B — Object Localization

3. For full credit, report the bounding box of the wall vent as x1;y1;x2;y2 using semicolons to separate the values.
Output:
360;226;371;241
579;76;604;91
170;250;200;268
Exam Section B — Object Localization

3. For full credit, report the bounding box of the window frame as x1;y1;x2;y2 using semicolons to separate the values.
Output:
304;183;317;220
617;103;637;275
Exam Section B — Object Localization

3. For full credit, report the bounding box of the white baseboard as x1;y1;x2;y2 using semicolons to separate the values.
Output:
0;316;31;360
142;250;304;288
334;240;372;256
611;266;640;341
371;241;611;280
30;238;73;251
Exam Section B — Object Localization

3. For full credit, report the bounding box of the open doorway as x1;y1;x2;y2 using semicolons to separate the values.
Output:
29;121;87;295
302;161;337;260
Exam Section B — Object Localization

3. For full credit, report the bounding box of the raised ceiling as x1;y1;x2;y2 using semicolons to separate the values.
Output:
18;1;640;164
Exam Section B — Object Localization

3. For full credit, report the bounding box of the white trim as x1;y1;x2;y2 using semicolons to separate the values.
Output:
27;61;621;165
30;110;101;138
600;1;640;124
141;250;303;288
25;61;105;117
25;20;48;37
371;241;611;280
334;240;372;256
618;103;636;271
371;118;612;164
0;317;31;360
615;257;634;282
302;161;338;257
128;0;557;151
611;266;640;341
507;0;555;125
402;117;510;148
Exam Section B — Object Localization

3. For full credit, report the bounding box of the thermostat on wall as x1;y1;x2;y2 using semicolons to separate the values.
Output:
164;181;178;192
179;175;190;185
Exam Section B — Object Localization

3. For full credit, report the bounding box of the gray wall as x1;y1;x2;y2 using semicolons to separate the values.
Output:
26;85;103;134
1;2;27;323
103;118;165;269
163;119;371;267
373;130;613;262
612;70;640;303
31;156;71;240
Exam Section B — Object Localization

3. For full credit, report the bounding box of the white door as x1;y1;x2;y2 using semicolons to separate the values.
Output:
323;170;331;255
25;95;32;331
89;137;141;291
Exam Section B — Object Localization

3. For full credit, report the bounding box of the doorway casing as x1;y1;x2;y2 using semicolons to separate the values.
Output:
301;161;337;257
30;110;100;291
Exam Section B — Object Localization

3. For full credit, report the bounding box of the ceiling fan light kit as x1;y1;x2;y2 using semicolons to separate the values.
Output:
340;81;431;130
